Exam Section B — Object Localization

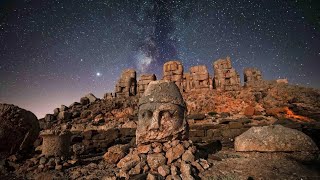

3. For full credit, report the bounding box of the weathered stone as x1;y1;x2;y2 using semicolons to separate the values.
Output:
80;110;92;119
182;149;195;162
244;67;263;87
80;97;90;105
0;104;40;158
198;158;209;169
117;152;140;171
147;153;166;170
138;74;156;96
60;105;68;111
40;130;71;157
158;165;170;177
163;61;184;90
235;125;319;159
57;111;72;121
44;114;55;122
136;80;188;144
166;175;181;180
128;162;141;175
115;69;137;97
53;108;60;116
85;93;97;103
103;144;129;164
137;144;151;154
166;144;184;164
213;56;240;91
191;160;204;172
244;106;255;117
151;142;163;153
188;65;211;91
187;114;206;120
180;161;194;180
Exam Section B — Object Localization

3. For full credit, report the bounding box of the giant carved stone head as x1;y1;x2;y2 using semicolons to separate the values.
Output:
136;80;188;145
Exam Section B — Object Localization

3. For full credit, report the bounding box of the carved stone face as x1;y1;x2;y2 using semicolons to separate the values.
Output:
136;80;188;145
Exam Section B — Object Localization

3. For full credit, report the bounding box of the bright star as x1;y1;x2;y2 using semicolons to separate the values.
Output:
96;72;101;77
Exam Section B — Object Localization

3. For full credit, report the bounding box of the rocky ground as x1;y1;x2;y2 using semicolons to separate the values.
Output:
0;82;320;179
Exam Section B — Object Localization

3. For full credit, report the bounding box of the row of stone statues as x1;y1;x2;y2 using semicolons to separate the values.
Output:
110;56;263;98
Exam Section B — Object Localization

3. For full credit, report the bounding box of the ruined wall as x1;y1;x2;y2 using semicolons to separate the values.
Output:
244;68;263;87
213;57;241;91
137;74;156;96
163;61;184;90
115;69;137;97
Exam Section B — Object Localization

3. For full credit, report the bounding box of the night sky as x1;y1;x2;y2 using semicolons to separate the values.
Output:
0;0;319;118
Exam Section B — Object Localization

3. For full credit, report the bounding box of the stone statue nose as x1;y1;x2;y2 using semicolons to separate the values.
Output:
148;111;160;130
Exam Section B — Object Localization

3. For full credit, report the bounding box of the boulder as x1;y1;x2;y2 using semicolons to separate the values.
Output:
235;125;319;160
80;97;90;105
57;111;72;121
0;104;40;158
103;144;130;164
85;93;97;103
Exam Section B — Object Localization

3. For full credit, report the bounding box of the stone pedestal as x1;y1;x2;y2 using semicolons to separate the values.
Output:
41;130;71;157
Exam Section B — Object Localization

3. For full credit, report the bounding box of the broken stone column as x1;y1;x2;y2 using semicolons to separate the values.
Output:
189;65;210;90
213;56;241;91
137;74;156;96
163;61;184;91
115;69;137;97
41;130;71;157
244;67;263;87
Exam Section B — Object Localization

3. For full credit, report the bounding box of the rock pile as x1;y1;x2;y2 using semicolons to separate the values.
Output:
110;80;210;179
116;140;209;179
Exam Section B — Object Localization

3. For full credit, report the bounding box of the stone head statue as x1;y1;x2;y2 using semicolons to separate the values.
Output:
136;80;188;145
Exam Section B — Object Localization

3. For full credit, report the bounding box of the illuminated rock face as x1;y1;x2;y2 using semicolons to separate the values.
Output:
213;56;241;91
115;69;137;97
163;61;184;90
189;65;211;90
136;80;188;145
137;74;156;96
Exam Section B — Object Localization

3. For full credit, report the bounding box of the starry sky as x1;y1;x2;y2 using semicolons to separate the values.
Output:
0;0;319;118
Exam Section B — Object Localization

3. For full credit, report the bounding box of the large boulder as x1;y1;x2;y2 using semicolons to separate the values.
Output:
235;125;319;160
0;104;40;158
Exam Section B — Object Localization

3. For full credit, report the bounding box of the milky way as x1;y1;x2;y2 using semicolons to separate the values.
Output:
0;0;319;118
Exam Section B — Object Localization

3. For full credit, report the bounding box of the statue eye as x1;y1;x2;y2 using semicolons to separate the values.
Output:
142;110;153;118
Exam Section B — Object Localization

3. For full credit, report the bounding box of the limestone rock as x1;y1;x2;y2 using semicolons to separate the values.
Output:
163;61;184;90
166;144;184;164
213;56;240;91
0;103;40;158
115;69;137;97
85;93;97;103
235;125;319;153
103;144;130;164
136;81;188;145
117;152;140;171
147;153;166;170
